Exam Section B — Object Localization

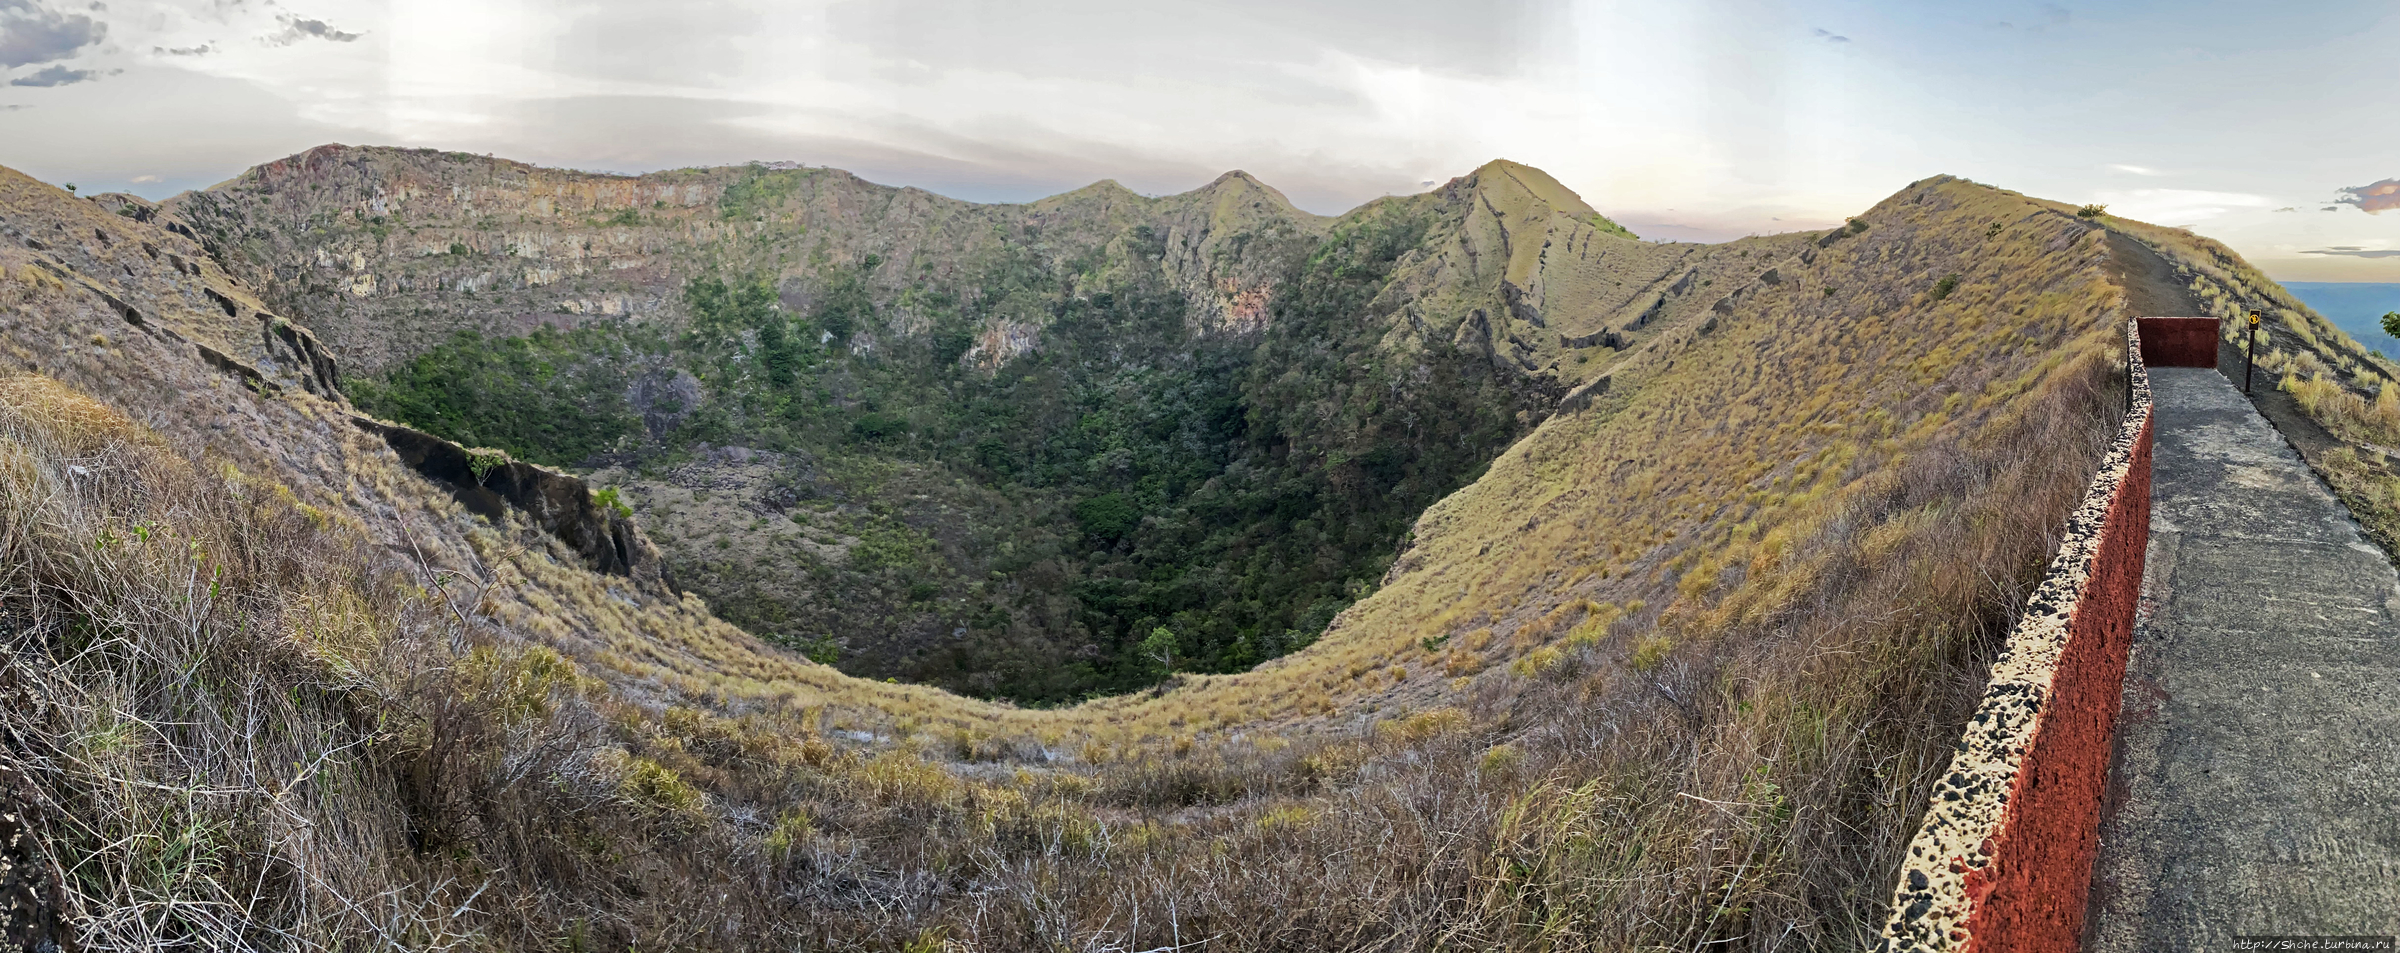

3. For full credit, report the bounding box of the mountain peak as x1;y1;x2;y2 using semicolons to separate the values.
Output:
1467;159;1600;220
1058;178;1141;200
1193;169;1299;209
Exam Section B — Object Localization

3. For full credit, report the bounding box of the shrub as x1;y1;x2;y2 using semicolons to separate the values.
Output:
2077;203;2107;217
466;447;508;482
850;411;909;441
615;755;706;816
1628;633;1675;671
763;810;813;856
1074;492;1141;539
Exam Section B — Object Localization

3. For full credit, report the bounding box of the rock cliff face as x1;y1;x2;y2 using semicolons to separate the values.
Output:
3;182;342;402
164;146;1330;375
1376;160;1819;377
355;417;669;589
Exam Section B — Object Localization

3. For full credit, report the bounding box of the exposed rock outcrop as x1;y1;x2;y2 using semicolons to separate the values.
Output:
352;417;672;592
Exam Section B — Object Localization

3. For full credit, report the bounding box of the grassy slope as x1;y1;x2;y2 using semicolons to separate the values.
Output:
2095;210;2400;549
7;165;2136;949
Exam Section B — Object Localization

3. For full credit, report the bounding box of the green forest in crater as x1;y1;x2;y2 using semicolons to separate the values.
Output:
348;205;1553;702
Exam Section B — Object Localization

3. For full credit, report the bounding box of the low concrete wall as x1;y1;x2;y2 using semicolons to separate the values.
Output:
1881;321;2155;951
2134;317;2219;369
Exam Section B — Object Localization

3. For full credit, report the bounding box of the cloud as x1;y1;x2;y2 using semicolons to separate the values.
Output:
8;62;100;86
2275;206;2297;212
2335;178;2400;214
1989;4;2072;33
154;43;215;56
2108;163;2161;176
2325;206;2341;212
262;14;360;46
2301;247;2400;258
0;0;107;68
1812;27;1850;43
0;102;26;110
2093;188;2273;223
129;173;158;183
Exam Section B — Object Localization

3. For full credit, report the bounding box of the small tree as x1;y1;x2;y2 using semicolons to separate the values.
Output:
1138;627;1178;680
2381;310;2400;340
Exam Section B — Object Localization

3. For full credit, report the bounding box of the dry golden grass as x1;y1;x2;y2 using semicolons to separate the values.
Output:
2095;205;2400;554
0;374;466;947
2285;372;2400;449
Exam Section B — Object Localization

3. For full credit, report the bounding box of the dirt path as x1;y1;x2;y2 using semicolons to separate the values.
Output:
2085;367;2400;947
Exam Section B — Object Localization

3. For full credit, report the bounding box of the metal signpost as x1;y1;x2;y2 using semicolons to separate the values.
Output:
2244;309;2260;395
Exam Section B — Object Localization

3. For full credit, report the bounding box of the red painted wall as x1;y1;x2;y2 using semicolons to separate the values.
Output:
2135;317;2219;368
1960;412;2153;952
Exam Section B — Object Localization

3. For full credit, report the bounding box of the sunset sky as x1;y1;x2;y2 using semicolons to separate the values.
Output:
4;0;2394;279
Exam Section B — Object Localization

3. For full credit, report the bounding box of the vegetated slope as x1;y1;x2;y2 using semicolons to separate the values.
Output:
2088;209;2400;550
163;148;1746;701
8;161;2148;950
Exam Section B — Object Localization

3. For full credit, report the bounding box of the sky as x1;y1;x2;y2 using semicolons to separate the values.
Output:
3;0;2397;280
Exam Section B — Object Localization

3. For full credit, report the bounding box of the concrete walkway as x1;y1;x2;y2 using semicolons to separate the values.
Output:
2087;368;2400;949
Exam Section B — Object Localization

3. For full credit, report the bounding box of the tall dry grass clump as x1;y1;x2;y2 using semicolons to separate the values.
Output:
0;374;459;947
0;376;788;949
2284;372;2400;449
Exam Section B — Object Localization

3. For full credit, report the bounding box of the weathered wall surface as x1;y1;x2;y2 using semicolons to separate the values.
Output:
2135;317;2219;369
1960;406;2150;950
1882;321;2156;951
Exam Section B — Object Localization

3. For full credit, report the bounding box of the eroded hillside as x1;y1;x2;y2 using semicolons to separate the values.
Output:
3;157;2163;950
